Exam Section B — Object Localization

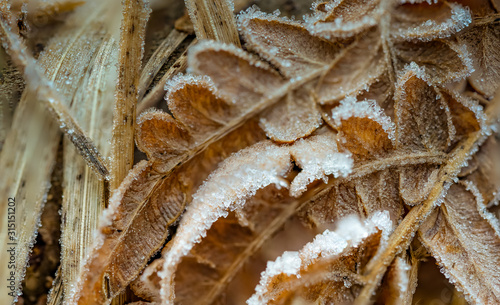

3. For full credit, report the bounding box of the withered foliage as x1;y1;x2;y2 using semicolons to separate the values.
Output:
1;0;500;305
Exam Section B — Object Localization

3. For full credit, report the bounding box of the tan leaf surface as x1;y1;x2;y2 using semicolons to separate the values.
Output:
375;255;418;305
458;20;500;98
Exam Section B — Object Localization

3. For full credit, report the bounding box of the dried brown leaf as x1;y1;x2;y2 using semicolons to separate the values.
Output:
306;0;381;39
419;183;500;304
260;84;323;143
247;212;392;305
72;121;267;304
238;11;345;78
458;21;500;98
375;255;418;305
157;133;353;303
390;1;472;41
66;2;500;305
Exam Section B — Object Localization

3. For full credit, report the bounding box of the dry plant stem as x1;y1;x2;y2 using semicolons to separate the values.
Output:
184;0;241;46
354;97;500;305
0;6;110;179
137;39;195;113
137;29;188;100
110;0;150;190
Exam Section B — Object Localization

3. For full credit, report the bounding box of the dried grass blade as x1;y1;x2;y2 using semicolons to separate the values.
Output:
47;267;64;305
59;36;118;304
0;2;120;301
184;0;241;46
137;29;188;100
137;39;194;113
0;5;110;179
110;0;151;190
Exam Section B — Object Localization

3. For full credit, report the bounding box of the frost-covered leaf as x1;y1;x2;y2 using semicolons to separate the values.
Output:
247;212;392;305
394;66;483;205
331;97;395;160
48;1;500;304
260;84;323;143
189;37;324;143
136;111;194;160
182;0;475;143
355;169;403;224
188;41;285;108
315;29;387;105
394;68;451;152
72;121;267;304
375;255;418;305
419;183;500;304
238;8;345;78
458;21;500;98
306;0;473;85
465;137;500;206
157;133;353;303
390;1;472;41
305;0;382;39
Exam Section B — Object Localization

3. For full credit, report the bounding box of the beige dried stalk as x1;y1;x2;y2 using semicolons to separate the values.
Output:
109;0;150;191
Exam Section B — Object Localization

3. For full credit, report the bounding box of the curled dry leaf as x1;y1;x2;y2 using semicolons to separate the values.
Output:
156;132;353;303
135;57;486;305
72;119;267;304
72;37;292;302
174;0;474;143
419;183;500;304
457;15;500;98
248;212;392;305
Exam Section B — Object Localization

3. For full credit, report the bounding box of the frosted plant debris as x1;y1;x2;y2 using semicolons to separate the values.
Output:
247;211;392;305
158;135;353;302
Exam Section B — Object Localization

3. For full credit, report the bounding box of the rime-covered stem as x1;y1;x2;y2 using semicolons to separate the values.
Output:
110;0;150;190
184;0;241;47
354;96;500;305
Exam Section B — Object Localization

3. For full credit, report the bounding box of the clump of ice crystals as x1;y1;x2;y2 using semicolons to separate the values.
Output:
290;133;353;196
247;211;392;305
